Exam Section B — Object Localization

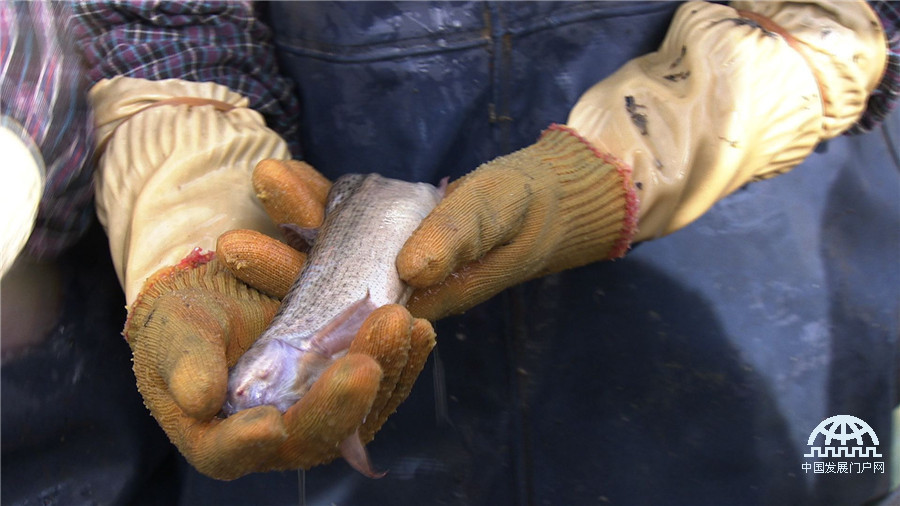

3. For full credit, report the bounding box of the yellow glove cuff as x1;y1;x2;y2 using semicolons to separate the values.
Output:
568;0;886;241
90;76;290;305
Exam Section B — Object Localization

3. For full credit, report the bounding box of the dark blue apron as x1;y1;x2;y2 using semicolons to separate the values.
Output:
3;2;897;505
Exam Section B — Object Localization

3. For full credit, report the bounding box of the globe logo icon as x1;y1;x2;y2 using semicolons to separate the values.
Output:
804;415;881;458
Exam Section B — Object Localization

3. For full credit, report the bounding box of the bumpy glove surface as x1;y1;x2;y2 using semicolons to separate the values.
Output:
397;125;637;321
122;159;435;480
395;0;887;321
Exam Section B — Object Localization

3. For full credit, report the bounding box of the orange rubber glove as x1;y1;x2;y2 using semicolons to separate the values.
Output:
126;257;434;480
397;126;637;321
396;0;886;321
124;159;435;480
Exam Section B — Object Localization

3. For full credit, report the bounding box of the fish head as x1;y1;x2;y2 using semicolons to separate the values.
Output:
223;339;304;415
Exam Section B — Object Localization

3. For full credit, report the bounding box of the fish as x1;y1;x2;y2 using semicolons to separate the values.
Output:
223;173;443;475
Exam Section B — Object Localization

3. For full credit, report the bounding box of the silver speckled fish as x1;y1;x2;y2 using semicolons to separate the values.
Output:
223;174;442;474
225;173;442;415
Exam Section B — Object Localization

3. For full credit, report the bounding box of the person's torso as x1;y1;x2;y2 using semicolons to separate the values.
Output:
263;1;679;182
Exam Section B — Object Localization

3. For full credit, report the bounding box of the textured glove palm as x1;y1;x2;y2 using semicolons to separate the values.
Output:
124;160;435;480
398;125;637;321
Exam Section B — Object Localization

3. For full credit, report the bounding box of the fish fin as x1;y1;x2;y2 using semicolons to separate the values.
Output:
310;291;377;357
279;223;318;253
340;430;386;479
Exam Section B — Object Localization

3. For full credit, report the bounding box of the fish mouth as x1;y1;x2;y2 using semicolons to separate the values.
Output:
225;291;378;417
222;339;307;416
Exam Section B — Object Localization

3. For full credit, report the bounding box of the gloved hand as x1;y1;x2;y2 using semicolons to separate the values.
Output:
398;126;637;321
124;254;434;480
213;159;436;477
396;0;887;321
92;77;435;479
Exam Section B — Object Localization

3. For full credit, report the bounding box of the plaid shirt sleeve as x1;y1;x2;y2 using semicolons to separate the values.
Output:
848;0;900;135
69;0;302;155
1;1;96;259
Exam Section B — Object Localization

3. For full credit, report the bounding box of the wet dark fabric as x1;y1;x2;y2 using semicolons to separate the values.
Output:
2;2;898;505
262;1;678;184
1;224;177;505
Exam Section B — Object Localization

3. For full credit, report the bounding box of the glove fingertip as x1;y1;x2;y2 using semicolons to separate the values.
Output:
352;304;413;350
282;160;332;204
253;159;326;228
360;316;436;440
410;318;437;350
397;227;457;287
217;229;304;299
169;352;228;419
